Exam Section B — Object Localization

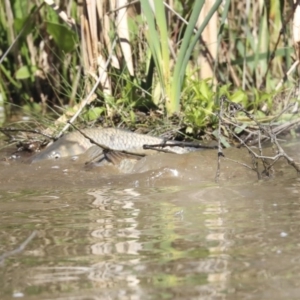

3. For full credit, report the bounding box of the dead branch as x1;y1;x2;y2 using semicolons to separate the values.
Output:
216;96;300;181
0;231;37;266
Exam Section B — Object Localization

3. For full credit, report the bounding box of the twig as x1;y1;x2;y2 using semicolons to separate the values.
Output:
276;61;300;91
222;156;257;171
215;95;225;183
241;116;300;146
270;126;300;172
143;142;217;150
141;145;175;153
107;0;139;14
67;123;111;151
218;96;300;179
225;113;300;174
257;127;273;176
0;231;37;265
0;127;54;140
67;123;145;158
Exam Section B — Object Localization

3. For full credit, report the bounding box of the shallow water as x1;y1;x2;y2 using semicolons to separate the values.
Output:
1;139;300;299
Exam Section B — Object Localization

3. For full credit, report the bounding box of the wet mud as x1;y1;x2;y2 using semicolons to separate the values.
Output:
1;141;299;190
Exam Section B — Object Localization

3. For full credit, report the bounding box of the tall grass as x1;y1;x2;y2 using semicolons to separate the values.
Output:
0;0;298;131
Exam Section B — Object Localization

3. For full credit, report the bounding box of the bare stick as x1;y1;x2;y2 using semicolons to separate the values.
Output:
275;60;300;91
67;123;111;151
141;145;174;153
67;123;145;158
107;0;139;14
224;114;300;174
215;95;225;183
222;156;257;171
0;127;54;140
0;231;37;265
218;96;300;178
143;143;217;150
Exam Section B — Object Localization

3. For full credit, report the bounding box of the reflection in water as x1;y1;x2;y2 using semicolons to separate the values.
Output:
89;189;142;256
2;142;300;298
0;185;235;299
204;195;230;292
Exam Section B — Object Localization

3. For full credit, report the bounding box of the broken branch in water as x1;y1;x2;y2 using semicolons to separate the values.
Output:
0;127;56;155
215;95;226;183
143;142;217;151
0;231;37;266
216;95;300;181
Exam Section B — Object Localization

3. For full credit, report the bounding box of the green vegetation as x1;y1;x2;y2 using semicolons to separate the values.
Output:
0;0;299;141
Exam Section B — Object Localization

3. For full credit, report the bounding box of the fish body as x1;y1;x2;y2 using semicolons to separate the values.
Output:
30;128;193;162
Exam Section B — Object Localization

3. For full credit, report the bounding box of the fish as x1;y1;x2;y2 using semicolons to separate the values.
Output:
29;128;198;163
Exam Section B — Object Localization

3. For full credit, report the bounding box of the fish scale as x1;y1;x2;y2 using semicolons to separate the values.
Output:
30;128;193;162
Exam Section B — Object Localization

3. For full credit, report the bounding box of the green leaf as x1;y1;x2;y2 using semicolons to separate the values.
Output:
199;81;211;100
46;22;77;52
14;18;34;35
256;110;266;118
83;107;104;121
15;65;37;79
130;110;136;123
212;129;231;148
127;15;142;36
172;0;222;114
231;90;247;104
23;103;41;113
13;0;29;19
46;7;60;23
234;123;247;134
140;0;164;89
186;126;193;134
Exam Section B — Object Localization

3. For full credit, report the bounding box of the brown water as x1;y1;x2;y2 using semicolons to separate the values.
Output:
1;140;300;299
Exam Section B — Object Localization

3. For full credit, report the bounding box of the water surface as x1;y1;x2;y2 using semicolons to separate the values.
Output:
1;139;300;299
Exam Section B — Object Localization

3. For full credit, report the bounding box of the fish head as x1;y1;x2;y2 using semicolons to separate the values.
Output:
29;139;86;163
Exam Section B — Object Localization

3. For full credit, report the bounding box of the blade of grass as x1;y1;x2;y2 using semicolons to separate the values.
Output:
155;0;171;100
140;0;163;82
171;0;222;114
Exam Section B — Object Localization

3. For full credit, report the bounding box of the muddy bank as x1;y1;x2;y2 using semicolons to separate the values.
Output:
1;141;299;191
